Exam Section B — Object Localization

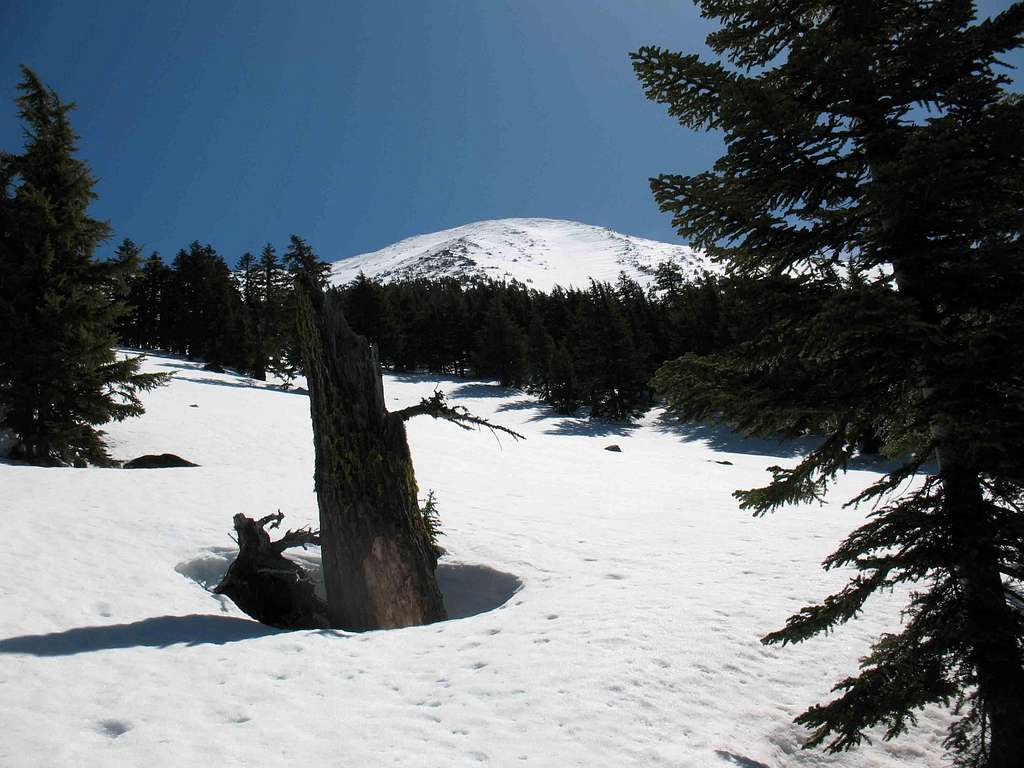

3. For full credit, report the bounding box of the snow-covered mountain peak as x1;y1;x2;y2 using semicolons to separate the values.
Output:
330;218;714;291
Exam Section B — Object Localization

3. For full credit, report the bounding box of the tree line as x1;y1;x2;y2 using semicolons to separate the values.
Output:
114;236;329;382
115;243;808;421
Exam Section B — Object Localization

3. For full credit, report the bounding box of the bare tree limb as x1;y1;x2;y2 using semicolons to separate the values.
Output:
392;390;526;441
272;526;321;554
257;510;285;530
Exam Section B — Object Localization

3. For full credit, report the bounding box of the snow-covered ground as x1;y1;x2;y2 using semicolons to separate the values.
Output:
0;354;950;768
330;218;715;291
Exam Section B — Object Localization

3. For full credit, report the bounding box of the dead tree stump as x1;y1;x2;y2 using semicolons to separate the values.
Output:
213;512;328;629
295;283;448;631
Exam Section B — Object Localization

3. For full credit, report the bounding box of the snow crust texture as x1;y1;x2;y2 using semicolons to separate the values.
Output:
0;355;950;767
330;218;715;291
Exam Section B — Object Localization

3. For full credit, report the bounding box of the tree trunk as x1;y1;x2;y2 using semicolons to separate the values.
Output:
940;452;1024;768
866;125;1024;762
295;283;446;631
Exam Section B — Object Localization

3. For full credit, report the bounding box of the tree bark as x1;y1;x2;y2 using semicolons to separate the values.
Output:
295;283;447;631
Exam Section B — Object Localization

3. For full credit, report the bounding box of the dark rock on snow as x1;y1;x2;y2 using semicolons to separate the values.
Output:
122;453;199;469
605;444;622;452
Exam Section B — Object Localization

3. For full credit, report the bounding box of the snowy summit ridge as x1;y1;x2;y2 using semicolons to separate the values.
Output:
330;218;713;291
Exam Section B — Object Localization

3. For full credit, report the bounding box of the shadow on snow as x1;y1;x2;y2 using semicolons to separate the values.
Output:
152;361;309;395
0;554;523;657
654;411;933;472
449;382;518;399
652;412;815;459
714;751;770;768
0;614;282;656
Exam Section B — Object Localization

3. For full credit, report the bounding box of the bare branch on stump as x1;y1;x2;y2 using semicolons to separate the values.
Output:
392;390;526;442
272;525;321;554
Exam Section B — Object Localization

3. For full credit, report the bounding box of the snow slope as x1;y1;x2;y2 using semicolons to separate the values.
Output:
329;218;714;291
0;355;950;768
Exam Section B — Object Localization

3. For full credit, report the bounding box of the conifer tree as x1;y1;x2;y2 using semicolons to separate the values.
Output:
343;271;385;342
473;295;528;388
0;67;166;465
634;3;1024;765
236;251;259;319
113;238;146;348
252;243;291;381
130;250;171;350
168;241;246;368
526;310;556;399
573;281;650;419
283;234;331;288
276;235;331;382
547;342;580;415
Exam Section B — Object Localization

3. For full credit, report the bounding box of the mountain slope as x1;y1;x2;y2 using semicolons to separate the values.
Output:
330;218;714;291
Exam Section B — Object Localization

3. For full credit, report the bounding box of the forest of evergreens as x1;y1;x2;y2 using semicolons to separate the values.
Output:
113;236;821;422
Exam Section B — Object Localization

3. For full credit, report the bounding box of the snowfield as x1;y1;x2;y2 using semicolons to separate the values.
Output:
0;354;951;768
329;218;715;291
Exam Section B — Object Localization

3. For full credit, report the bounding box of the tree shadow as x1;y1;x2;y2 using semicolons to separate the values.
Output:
543;418;638;438
651;411;815;459
0;615;282;656
495;398;548;413
654;412;936;473
449;382;517;399
151;362;308;395
714;750;770;768
383;371;454;385
183;376;309;396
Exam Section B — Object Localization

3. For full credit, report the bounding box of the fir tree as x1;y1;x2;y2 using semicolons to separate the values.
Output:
634;3;1024;765
526;309;556;399
283;234;331;288
236;251;259;320
343;271;385;342
0;67;166;466
274;235;332;383
113;239;144;346
473;295;528;388
253;243;291;382
134;250;171;350
573;281;650;419
168;241;245;367
547;342;580;415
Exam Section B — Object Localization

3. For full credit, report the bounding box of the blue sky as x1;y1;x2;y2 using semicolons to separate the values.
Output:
2;1;1021;265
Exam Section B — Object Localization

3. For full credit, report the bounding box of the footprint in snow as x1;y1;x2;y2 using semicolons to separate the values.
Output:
97;719;131;738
